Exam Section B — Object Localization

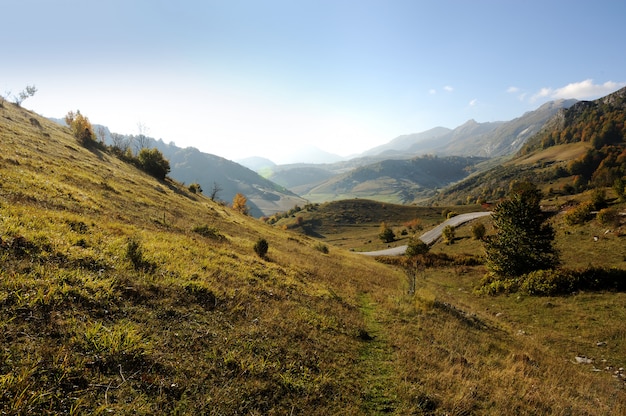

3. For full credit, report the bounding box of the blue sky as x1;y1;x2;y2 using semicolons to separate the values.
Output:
3;0;625;163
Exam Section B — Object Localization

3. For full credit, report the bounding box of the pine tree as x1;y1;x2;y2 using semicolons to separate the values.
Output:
484;183;559;277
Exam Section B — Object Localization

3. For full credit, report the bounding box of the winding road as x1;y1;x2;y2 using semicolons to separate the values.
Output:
359;211;492;256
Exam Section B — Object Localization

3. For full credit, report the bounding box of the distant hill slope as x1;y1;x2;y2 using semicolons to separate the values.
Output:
153;144;306;217
303;155;486;204
361;126;451;156
50;120;306;217
432;88;626;204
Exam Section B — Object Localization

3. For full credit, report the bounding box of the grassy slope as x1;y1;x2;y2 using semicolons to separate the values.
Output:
0;103;407;414
2;102;625;415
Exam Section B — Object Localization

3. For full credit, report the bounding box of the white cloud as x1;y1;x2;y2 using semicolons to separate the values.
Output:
443;85;454;92
429;88;437;95
506;86;519;93
532;79;626;102
469;98;478;106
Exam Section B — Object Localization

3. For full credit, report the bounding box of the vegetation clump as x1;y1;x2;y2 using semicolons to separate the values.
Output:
405;237;429;257
441;225;455;244
378;221;395;243
314;242;329;254
192;224;225;240
471;222;486;240
232;193;249;215
188;182;202;194
137;147;170;180
253;238;269;258
125;237;156;271
484;183;559;277
564;200;593;225
478;266;626;296
65;110;96;145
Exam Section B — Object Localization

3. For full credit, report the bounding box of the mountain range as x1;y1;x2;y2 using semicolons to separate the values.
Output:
260;98;578;204
48;95;606;213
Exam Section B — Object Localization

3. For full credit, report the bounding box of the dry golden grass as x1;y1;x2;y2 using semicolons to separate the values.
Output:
512;141;592;165
1;101;625;414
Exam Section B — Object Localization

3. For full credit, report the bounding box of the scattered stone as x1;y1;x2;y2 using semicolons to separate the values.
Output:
575;356;593;364
596;341;607;347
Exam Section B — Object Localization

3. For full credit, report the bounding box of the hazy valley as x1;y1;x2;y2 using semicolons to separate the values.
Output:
1;86;625;414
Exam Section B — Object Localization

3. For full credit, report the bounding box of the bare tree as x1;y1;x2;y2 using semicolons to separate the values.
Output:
111;132;130;152
0;90;9;106
210;181;223;201
13;85;37;106
96;126;107;144
134;122;150;153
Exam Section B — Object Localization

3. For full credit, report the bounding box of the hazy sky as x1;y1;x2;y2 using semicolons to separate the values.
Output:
4;0;625;163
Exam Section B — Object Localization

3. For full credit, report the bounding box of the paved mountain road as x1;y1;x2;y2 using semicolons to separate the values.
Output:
359;211;492;256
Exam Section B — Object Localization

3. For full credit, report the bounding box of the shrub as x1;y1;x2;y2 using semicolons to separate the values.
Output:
137;148;170;180
597;207;620;226
314;243;329;254
564;201;593;225
125;237;144;269
520;269;573;296
192;224;224;240
479;267;626;296
65;110;96;145
446;211;459;219
590;189;607;210
232;193;249;215
254;238;269;258
188;183;202;194
476;273;520;295
442;225;455;244
471;222;486;240
405;237;429;257
379;222;395;243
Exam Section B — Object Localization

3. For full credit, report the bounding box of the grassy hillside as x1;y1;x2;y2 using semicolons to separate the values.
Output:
0;102;407;414
2;101;626;415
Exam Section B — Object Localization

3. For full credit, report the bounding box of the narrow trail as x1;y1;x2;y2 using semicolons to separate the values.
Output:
358;293;397;414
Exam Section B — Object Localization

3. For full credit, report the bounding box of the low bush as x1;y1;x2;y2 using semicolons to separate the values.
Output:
597;207;620;226
192;224;225;240
471;222;486;240
137;148;170;180
564;201;593;225
254;238;269;258
405;237;429;257
314;243;329;254
125;237;156;272
188;183;202;194
478;267;626;296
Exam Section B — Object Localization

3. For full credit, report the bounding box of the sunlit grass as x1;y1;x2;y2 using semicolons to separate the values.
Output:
1;102;625;414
